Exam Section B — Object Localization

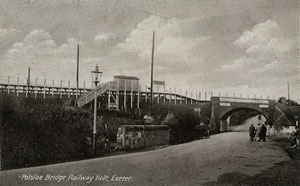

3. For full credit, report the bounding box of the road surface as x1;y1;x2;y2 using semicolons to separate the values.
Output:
228;115;267;131
0;131;290;186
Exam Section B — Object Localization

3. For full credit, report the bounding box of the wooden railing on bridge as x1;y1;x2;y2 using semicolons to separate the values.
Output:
0;76;91;99
0;76;277;110
0;84;91;99
77;80;203;109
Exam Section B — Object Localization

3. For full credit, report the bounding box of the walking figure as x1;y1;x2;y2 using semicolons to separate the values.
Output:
205;124;210;139
260;124;267;142
256;123;262;141
249;124;255;141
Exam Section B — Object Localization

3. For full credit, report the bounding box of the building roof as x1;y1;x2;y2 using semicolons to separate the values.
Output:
113;75;139;80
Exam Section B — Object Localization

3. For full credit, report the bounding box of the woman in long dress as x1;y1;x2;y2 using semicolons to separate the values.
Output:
256;123;262;141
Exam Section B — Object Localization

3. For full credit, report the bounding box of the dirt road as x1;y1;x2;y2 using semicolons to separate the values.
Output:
0;132;290;186
228;115;266;131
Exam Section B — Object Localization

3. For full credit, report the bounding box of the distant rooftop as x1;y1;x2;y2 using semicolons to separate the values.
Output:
113;75;139;80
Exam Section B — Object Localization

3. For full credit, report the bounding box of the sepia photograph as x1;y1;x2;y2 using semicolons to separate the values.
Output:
0;0;299;185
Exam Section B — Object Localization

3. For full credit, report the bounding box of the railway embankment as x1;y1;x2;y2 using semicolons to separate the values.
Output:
1;94;208;170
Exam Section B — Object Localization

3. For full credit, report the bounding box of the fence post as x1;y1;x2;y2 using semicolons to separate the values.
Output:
145;85;148;103
164;85;166;104
83;81;86;94
26;78;28;98
108;81;111;110
51;79;54;98
185;91;188;104
169;87;171;104
16;77;19;98
7;76;10;94
43;79;46;99
199;91;201;101
131;80;133;108
137;85;140;109
68;80;70;99
35;78;37;99
180;89;182;105
124;80;127;111
174;87;177;105
117;78;120;110
60;80;63;99
157;85;160;104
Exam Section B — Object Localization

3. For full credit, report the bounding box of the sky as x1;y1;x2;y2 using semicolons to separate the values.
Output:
0;0;299;102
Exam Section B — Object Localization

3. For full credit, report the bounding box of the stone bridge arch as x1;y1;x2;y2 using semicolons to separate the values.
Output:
220;107;269;131
209;97;274;133
220;107;269;121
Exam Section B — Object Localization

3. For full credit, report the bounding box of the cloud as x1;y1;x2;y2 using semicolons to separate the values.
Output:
234;19;294;54
94;33;115;42
7;29;57;56
223;18;299;100
234;20;279;47
109;15;216;91
116;15;183;54
1;29;82;81
115;15;209;77
0;27;18;39
227;19;298;77
221;57;256;71
143;35;210;67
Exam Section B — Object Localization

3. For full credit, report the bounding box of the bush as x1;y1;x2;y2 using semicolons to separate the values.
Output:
149;105;202;144
0;95;94;170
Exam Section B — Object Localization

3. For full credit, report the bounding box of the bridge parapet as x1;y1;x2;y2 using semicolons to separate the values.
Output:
212;97;270;104
210;96;275;133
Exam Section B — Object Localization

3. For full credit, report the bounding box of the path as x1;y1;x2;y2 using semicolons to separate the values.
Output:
0;131;289;186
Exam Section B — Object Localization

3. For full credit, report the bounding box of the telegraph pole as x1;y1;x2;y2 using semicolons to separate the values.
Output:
287;80;290;100
76;44;80;102
27;67;31;96
150;31;155;111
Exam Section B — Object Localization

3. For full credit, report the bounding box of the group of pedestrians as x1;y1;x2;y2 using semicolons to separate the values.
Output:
249;123;267;142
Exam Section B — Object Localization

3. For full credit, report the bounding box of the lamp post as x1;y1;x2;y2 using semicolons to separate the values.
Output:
91;64;102;154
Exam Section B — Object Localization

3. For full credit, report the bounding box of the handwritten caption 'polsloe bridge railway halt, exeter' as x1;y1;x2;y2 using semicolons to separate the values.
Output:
19;173;133;183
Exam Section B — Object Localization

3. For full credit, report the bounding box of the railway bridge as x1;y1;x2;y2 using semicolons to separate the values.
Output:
209;97;274;132
1;75;299;133
77;75;299;133
209;97;300;133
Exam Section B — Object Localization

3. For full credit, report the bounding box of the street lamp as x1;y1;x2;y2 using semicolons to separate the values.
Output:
91;64;102;154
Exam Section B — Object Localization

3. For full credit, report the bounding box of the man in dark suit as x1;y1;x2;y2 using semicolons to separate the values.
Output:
260;124;267;142
249;124;256;141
